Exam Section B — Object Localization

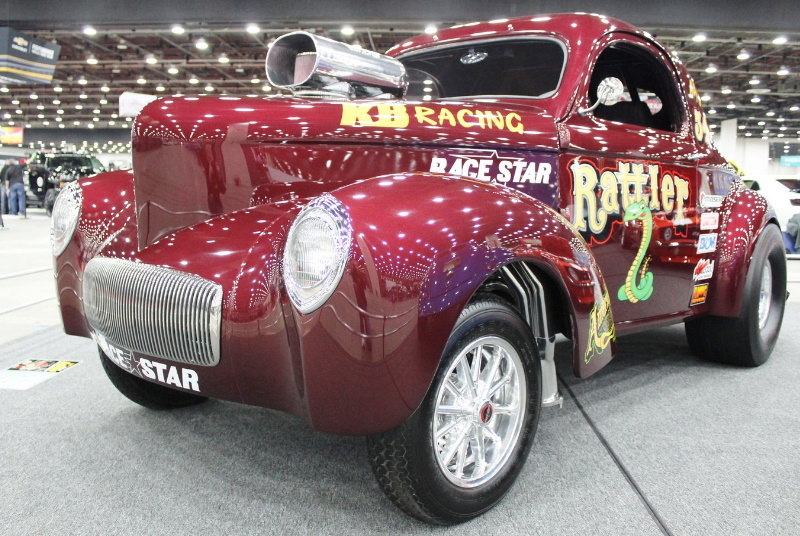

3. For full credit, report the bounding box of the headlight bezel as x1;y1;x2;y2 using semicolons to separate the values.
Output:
50;181;83;256
282;195;353;314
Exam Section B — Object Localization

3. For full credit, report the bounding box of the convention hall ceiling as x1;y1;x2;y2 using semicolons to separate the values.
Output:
2;16;799;144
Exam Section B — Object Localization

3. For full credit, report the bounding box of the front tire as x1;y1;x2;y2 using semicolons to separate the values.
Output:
685;224;786;366
367;298;541;524
99;347;207;410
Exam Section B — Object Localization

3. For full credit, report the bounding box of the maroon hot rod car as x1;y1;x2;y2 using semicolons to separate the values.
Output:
51;13;786;524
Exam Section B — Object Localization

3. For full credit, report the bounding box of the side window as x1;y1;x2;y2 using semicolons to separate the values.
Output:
590;43;681;132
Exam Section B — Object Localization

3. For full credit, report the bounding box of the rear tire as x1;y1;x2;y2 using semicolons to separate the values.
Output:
99;347;207;410
367;298;541;524
685;224;786;366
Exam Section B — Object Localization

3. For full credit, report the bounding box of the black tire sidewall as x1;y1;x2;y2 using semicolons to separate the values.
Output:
408;299;541;520
743;225;786;364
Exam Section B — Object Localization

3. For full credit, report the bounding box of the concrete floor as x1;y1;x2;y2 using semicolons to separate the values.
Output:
1;209;799;534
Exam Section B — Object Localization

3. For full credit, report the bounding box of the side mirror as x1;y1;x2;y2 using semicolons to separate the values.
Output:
579;76;625;116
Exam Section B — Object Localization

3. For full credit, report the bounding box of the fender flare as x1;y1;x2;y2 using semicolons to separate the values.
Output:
708;181;778;317
329;172;615;420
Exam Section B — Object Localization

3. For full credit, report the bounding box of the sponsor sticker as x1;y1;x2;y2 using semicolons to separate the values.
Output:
0;359;80;390
699;192;724;209
91;332;201;392
700;211;720;230
696;233;718;254
693;259;714;281
690;283;709;306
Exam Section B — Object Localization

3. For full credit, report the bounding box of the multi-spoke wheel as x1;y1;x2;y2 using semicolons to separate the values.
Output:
686;224;786;366
367;297;541;525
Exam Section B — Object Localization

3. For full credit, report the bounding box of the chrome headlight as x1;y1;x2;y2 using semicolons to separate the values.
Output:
50;181;82;256
283;195;352;314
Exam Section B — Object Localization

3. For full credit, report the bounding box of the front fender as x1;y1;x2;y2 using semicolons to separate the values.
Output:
709;182;777;317
328;173;614;421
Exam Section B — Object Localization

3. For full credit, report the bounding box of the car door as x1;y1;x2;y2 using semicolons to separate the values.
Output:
559;34;701;324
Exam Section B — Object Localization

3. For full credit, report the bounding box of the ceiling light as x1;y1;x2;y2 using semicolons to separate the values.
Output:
83;26;97;36
748;77;760;85
766;111;776;116
246;23;260;34
52;86;62;92
189;77;199;84
78;77;88;85
721;86;731;95
29;93;38;99
708;108;717;114
773;36;788;45
75;104;83;110
341;25;354;36
93;109;101;114
204;84;214;92
424;24;437;35
87;54;98;65
791;106;800;112
217;53;229;64
758;121;765;125
726;102;736;109
171;24;185;35
137;77;147;84
99;98;107;104
167;67;179;75
738;125;745;129
777;66;790;76
156;85;165;92
701;93;711;102
705;63;717;74
251;77;260;84
145;53;158;65
751;96;761;103
692;32;707;42
100;85;110;92
0;86;7;93
737;49;750;61
195;38;209;50
262;84;271;92
52;99;60;104
777;117;785;122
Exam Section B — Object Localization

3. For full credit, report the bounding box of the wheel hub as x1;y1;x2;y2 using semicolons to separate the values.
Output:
479;402;494;424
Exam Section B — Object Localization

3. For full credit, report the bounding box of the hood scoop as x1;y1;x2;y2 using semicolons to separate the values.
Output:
265;31;408;99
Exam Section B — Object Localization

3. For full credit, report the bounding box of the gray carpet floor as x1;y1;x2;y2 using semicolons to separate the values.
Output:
1;305;799;535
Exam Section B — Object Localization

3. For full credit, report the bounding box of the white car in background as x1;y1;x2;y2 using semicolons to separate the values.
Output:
745;176;800;229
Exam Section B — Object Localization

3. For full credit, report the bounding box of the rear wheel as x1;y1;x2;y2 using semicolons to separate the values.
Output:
367;298;541;524
99;347;207;410
685;224;786;366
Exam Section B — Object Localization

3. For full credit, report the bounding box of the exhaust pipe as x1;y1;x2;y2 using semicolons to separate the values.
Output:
265;31;408;96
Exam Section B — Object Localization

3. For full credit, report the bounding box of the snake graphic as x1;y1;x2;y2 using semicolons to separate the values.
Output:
617;200;654;303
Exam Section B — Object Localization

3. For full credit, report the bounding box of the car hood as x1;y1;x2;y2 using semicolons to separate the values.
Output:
131;95;560;248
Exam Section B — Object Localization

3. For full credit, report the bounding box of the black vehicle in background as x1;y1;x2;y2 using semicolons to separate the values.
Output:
3;153;105;215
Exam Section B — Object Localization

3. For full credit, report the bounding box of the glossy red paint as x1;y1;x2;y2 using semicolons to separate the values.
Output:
54;13;771;435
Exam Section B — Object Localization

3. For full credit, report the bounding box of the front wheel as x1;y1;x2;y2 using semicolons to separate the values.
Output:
685;224;786;366
99;347;207;410
367;297;541;524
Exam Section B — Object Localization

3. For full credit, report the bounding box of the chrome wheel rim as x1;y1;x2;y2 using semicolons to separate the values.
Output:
758;261;772;330
432;336;526;488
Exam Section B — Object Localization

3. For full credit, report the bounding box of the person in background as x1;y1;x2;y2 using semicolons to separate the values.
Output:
0;158;11;215
4;159;26;218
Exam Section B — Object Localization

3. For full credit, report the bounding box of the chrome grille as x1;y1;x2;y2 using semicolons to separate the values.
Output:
83;257;222;366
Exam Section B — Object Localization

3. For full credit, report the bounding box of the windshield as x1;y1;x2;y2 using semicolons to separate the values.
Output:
399;38;566;100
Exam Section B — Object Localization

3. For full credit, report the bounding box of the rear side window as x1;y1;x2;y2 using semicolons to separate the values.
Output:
400;39;566;99
590;43;682;132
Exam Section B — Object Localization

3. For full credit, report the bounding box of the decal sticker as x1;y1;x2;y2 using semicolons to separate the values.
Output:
585;290;615;364
696;233;718;254
700;212;719;230
693;259;715;281
690;283;709;306
92;332;200;392
0;359;80;390
430;151;551;184
430;149;559;208
617;201;655;303
569;159;690;238
341;103;524;134
699;192;724;209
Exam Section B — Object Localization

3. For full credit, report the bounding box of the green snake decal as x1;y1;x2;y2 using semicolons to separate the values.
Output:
617;200;654;303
